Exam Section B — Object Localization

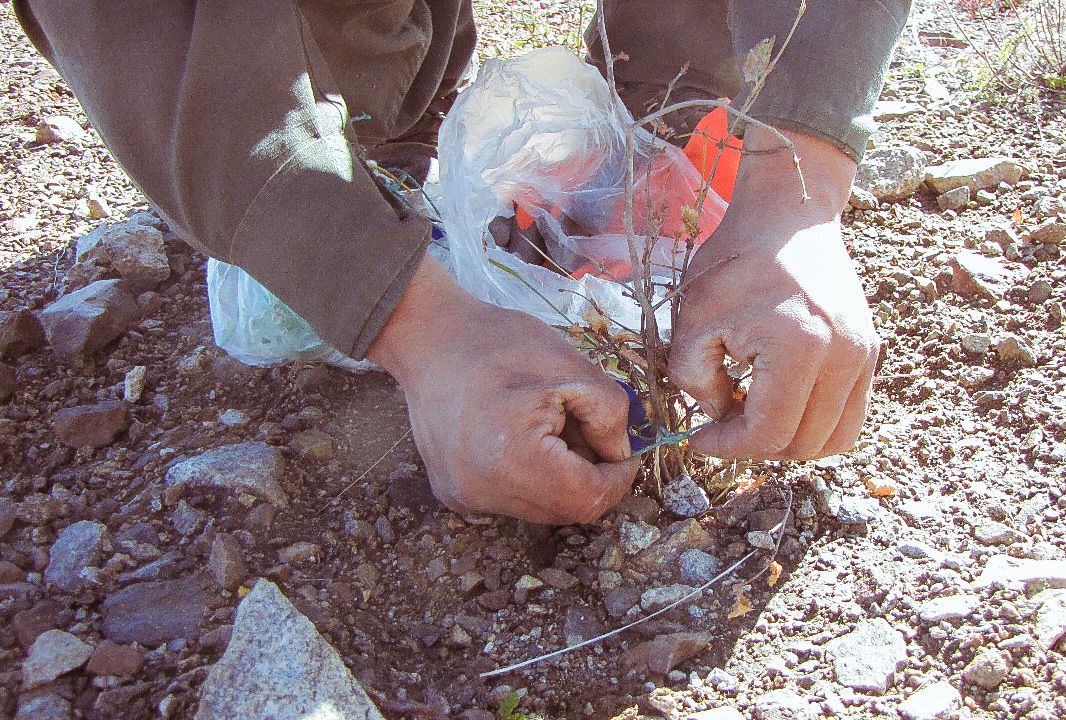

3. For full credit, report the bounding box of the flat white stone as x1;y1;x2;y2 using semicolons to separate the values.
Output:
919;594;980;623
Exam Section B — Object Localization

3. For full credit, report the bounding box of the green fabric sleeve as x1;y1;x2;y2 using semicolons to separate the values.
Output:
728;0;913;162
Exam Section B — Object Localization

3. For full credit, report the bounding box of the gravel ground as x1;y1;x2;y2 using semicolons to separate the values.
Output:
1;2;1064;720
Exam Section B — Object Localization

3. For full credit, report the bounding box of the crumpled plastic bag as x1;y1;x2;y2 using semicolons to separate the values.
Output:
437;46;726;331
206;258;373;371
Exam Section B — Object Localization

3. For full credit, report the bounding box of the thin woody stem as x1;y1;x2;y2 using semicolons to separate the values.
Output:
636;99;810;202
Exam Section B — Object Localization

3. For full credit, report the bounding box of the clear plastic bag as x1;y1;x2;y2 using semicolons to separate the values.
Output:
206;258;374;371
437;46;726;332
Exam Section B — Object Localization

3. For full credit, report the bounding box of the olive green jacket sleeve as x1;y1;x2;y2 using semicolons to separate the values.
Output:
729;0;913;162
13;0;433;359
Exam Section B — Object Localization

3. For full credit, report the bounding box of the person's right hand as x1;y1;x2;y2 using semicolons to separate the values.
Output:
367;255;639;524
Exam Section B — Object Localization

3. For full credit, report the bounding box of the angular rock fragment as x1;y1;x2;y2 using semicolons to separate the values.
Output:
754;690;817;720
661;474;710;518
52;401;128;448
1033;589;1066;650
948;251;1015;300
640;584;697;612
1027;219;1066;245
562;605;605;645
622;632;712;674
897;680;961;720
0;362;14;402
679;548;722;584
854;146;926;202
15;693;73;720
40;279;139;360
72;220;171;290
633;518;712;573
0;309;45;358
209;533;247;591
36;115;84;144
936;186;970;211
86;640;144;677
825;618;906;693
689;708;744;720
101;578;205;646
194;580;385;720
994;335;1037;368
618;520;660;555
961;649;1009;689
165;442;288;508
974;555;1066;592
918;594;980;623
44;520;110;592
22;629;93;688
925;157;1024;194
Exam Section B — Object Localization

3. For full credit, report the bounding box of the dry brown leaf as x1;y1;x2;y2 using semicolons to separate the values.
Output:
582;306;610;335
767;561;783;588
735;473;768;495
728;591;754;619
617;344;649;369
865;477;898;498
742;37;776;83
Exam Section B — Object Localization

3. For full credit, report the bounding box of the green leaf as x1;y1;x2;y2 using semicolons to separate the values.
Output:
498;691;522;720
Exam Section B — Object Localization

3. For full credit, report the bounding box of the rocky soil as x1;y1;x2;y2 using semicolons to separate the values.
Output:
1;2;1064;720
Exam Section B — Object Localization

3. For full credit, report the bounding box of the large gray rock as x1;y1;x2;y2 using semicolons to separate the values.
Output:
52;401;128;448
39;279;139;360
825;619;906;693
101;579;205;646
165;442;289;508
45;520;110;592
854;146;926;202
195;580;385;720
0;310;45;358
21;629;93;688
925;157;1024;194
71;220;171;290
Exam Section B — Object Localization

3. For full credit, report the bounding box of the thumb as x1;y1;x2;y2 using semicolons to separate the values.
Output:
669;332;735;421
557;378;632;463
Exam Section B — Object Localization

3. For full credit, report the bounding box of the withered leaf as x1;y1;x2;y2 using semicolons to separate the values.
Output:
742;36;776;83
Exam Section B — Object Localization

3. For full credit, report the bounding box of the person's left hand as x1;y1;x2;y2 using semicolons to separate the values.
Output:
669;127;880;460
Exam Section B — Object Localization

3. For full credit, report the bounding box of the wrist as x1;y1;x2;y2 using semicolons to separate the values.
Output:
731;126;857;222
366;255;474;382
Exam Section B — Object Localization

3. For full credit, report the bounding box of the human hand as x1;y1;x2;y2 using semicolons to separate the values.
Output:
368;256;639;524
669;127;880;460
